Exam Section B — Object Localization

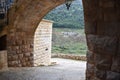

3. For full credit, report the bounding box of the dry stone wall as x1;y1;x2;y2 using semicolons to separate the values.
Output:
52;54;86;61
34;19;53;66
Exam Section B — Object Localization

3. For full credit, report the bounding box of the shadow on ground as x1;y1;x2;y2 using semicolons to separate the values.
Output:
0;58;86;80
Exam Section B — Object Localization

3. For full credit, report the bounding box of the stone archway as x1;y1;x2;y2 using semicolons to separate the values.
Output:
5;0;120;80
7;0;66;67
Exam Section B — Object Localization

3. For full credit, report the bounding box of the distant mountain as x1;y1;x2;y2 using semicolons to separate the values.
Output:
44;0;84;29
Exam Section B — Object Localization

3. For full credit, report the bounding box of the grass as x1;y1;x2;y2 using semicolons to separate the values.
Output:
52;43;87;55
52;28;87;55
53;28;85;34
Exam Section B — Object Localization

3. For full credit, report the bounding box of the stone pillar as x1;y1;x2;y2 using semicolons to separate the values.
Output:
83;0;120;80
34;19;53;66
7;29;34;67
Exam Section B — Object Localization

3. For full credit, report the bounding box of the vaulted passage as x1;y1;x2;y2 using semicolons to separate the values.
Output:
0;0;120;80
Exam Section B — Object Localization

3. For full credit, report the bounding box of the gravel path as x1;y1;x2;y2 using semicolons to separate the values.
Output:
0;58;86;80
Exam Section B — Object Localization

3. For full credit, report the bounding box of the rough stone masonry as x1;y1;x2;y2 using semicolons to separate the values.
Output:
0;0;120;80
34;19;53;66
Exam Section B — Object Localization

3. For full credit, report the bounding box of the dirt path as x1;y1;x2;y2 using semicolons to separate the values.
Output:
0;58;86;80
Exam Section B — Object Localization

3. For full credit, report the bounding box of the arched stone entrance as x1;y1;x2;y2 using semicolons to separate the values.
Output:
0;0;119;80
7;0;66;67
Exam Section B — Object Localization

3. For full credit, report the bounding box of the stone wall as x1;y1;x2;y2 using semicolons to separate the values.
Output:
6;0;65;67
0;50;7;70
0;0;119;80
52;54;86;61
83;0;120;80
7;32;34;67
34;19;53;66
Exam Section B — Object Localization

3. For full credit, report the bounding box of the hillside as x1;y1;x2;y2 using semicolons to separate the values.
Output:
44;0;84;29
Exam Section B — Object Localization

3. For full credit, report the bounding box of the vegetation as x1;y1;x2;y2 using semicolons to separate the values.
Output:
44;0;87;55
52;28;87;55
44;0;84;29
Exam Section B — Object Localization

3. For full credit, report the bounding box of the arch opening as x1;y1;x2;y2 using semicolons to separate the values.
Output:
33;0;87;79
2;0;120;80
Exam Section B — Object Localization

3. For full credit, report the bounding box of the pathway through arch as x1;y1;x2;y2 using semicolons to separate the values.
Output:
0;58;86;80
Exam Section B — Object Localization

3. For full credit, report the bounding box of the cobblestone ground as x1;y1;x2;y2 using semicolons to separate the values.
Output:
0;58;86;80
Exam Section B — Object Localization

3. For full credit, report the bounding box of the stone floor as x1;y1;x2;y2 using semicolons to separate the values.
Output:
0;58;86;80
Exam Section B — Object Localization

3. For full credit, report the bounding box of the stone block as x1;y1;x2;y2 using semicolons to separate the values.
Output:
86;63;95;77
28;57;33;61
86;63;95;80
24;53;31;57
22;62;27;67
87;35;117;55
25;58;29;61
18;54;23;59
11;61;19;66
11;55;18;61
0;51;8;70
94;68;106;80
94;54;112;70
106;71;120;80
87;50;94;64
111;55;120;73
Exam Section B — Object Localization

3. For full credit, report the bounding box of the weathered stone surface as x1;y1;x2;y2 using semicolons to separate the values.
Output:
0;0;120;80
87;50;94;64
97;22;120;36
34;19;53;66
87;35;117;55
94;54;112;70
83;0;98;34
18;54;23;59
85;1;120;79
86;63;95;80
111;55;120;73
118;39;120;56
94;68;106;80
24;53;31;57
0;51;7;70
106;71;120;80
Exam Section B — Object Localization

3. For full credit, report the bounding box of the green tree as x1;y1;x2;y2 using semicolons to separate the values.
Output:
44;0;84;29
